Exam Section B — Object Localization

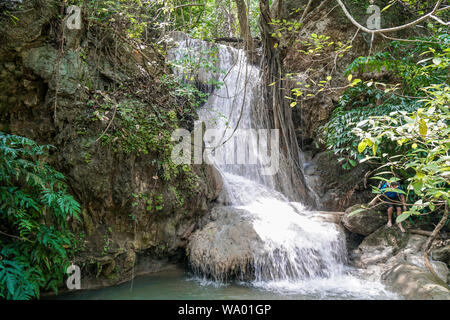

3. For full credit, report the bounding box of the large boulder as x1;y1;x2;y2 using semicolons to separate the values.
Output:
352;229;450;299
432;245;450;267
382;263;450;300
342;204;387;236
351;226;408;267
187;206;264;281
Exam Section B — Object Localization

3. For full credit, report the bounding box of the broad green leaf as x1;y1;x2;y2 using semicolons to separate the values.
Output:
358;140;367;153
396;211;411;223
419;119;427;136
347;207;366;217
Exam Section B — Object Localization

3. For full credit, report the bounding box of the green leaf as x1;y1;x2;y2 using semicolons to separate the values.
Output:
358;140;367;153
432;57;442;65
347;207;366;217
419;119;427;136
396;211;411;223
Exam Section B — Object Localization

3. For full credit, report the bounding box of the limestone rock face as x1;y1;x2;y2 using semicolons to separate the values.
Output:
187;206;264;281
382;264;450;300
0;3;222;291
342;204;387;236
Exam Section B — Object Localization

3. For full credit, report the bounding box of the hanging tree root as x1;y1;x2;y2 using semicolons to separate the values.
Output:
423;203;448;284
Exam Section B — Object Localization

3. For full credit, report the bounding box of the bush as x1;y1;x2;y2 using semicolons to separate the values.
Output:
0;133;80;300
321;32;449;169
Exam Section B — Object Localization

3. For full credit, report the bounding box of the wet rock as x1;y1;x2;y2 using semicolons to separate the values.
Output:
390;235;449;283
205;164;223;201
303;162;316;176
432;245;450;267
342;204;387;236
382;263;450;300
187;206;264;281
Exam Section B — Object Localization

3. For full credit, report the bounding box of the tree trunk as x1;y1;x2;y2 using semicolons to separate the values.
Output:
258;0;315;206
234;0;254;53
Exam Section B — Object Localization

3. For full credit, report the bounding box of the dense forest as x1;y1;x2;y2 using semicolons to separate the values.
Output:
0;0;448;300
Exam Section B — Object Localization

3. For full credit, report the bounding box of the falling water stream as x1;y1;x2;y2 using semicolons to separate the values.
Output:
59;33;398;300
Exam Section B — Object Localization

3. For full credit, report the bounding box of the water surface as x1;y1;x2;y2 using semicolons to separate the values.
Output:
57;267;398;300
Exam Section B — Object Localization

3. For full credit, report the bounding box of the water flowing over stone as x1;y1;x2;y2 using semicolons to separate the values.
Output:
168;33;396;298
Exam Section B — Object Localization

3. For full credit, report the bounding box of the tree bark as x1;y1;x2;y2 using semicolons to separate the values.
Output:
423;204;448;284
234;0;254;53
258;0;315;206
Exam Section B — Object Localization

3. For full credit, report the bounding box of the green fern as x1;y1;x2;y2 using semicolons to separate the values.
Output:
0;132;80;300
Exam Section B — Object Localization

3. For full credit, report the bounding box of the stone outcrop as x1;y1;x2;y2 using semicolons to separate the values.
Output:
382;264;450;300
347;221;450;299
187;206;264;281
432;245;450;267
342;204;387;236
351;227;410;268
0;1;222;290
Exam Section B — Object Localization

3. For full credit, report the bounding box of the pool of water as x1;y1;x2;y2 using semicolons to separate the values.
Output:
55;267;399;300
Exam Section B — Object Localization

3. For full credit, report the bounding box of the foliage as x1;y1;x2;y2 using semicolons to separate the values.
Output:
90;97;192;183
0;133;80;300
321;32;449;169
132;192;164;213
94;99;178;155
269;20;356;104
353;84;449;223
167;45;225;109
322;84;421;169
67;0;252;41
69;0;156;39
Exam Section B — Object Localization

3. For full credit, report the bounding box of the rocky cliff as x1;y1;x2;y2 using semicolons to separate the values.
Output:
0;0;222;290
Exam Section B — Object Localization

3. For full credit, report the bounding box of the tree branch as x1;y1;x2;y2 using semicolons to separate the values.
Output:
423;203;448;284
173;3;205;10
299;0;313;24
430;14;450;25
0;230;33;243
336;0;447;34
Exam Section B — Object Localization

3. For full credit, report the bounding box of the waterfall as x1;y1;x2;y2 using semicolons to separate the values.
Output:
168;33;396;298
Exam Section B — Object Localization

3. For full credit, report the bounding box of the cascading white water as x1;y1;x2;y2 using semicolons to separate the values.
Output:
168;33;397;298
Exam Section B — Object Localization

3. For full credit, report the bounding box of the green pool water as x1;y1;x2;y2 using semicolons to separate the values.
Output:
54;267;399;300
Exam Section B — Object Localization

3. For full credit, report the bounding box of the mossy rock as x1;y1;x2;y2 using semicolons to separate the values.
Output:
342;204;387;236
361;225;409;250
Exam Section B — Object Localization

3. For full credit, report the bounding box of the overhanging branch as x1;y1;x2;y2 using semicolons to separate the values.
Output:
336;0;448;33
